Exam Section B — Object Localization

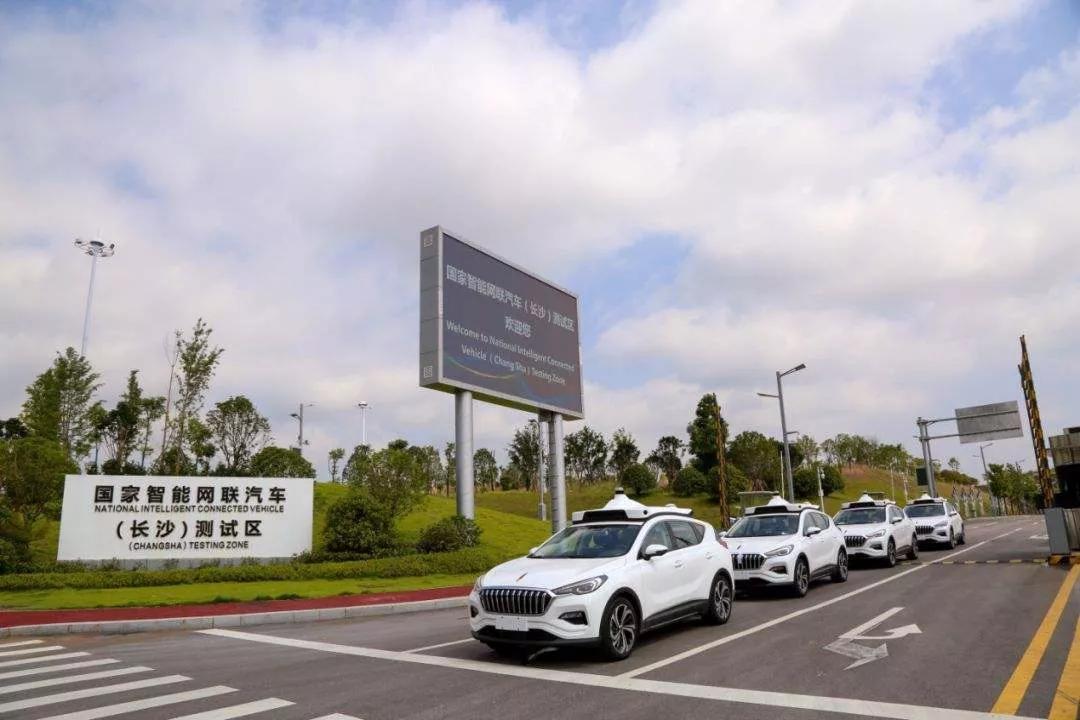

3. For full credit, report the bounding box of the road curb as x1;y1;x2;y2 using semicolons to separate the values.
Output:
0;595;470;638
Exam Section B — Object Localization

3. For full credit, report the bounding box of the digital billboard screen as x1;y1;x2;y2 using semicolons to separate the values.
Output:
419;226;583;418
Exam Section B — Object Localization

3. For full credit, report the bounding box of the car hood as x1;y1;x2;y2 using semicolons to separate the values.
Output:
837;523;888;535
725;535;797;555
479;555;625;591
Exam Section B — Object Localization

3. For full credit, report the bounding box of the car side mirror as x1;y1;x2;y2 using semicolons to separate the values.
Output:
891;517;902;524
643;543;669;559
805;526;822;537
528;547;539;555
717;531;728;538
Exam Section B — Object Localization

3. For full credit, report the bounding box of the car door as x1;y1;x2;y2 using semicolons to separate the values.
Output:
637;521;681;617
801;513;825;572
814;512;839;569
947;502;963;537
891;506;912;549
664;520;709;604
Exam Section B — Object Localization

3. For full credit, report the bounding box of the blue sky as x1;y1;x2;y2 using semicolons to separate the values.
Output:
1;0;1078;479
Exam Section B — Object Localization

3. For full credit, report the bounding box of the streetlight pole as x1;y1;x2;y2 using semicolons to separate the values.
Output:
290;403;314;456
978;442;993;479
73;238;115;357
357;401;369;446
760;364;805;502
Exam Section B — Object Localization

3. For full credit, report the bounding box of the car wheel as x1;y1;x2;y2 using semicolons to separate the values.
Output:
946;528;956;549
703;572;733;625
958;526;966;545
885;538;897;567
832;548;848;582
600;595;638;661
792;557;810;597
907;535;919;560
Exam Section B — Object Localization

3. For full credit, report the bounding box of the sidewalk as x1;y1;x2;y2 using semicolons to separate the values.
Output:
0;584;472;636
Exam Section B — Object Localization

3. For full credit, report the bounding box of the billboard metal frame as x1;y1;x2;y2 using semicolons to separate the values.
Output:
419;225;585;420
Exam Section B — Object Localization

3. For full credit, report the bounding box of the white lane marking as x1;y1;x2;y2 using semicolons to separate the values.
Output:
404;638;473;653
309;715;364;720
0;674;189;713
0;651;90;669
0;658;118;681
198;629;1039;720
0;665;152;695
621;526;1023;678
824;607;921;670
164;697;293;719
0;640;43;649
0;645;65;658
37;686;236;720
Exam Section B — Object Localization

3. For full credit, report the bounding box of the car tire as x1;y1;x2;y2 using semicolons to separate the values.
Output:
907;535;919;560
702;572;733;625
792;557;810;597
958;526;966;545
832;548;848;583
600;595;638;661
885;539;897;567
946;528;956;549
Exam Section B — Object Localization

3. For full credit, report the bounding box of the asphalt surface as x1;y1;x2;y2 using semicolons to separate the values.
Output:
6;514;1077;720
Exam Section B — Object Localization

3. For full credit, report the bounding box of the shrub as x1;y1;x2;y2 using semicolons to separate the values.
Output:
0;537;30;574
621;463;656;497
671;466;707;497
322;491;398;556
417;516;482;554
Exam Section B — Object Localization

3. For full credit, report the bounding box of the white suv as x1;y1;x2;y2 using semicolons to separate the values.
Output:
904;494;965;548
468;489;734;660
834;494;918;566
723;496;847;597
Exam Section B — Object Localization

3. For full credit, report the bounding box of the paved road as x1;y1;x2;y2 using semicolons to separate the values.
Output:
5;515;1078;720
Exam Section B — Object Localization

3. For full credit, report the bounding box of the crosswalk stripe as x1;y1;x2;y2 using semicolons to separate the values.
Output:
0;659;119;681
0;640;43;649
0;666;152;695
36;686;236;720
0;674;189;713
165;697;294;719
0;645;65;658
0;651;90;669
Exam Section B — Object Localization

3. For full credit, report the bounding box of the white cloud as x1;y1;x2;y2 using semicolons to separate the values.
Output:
0;0;1075;479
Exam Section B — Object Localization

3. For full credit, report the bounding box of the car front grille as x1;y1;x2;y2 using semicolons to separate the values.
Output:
479;588;552;616
916;525;935;535
845;535;867;548
733;553;766;571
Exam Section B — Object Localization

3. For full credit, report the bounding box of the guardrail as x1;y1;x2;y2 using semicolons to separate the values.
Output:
1044;507;1080;554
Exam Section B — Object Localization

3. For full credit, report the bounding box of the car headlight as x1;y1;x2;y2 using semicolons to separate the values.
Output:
934;521;948;529
866;529;887;538
552;575;607;595
765;544;794;558
472;576;484;593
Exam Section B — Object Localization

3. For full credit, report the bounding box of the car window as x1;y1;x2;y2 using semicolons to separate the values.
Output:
905;503;945;518
530;524;642;559
690;522;706;543
641;522;671;550
802;513;817;535
727;515;800;537
815;513;831;530
836;507;885;525
667;521;701;549
889;506;901;522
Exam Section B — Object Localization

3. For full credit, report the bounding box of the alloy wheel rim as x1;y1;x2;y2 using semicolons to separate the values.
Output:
888;542;895;563
839;551;848;578
797;562;808;590
715;578;731;618
610;603;636;655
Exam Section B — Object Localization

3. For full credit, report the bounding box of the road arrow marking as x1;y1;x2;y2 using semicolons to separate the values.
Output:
826;607;920;669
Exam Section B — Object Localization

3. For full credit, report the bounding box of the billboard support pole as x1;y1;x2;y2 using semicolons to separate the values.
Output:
917;417;937;497
536;416;548;521
455;390;474;519
549;413;566;533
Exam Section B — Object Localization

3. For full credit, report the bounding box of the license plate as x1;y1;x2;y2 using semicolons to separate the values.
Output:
494;616;528;632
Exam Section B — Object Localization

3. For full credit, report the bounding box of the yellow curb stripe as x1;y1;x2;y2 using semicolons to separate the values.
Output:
1010;559;1023;564
986;560;999;564
993;565;1080;714
1049;611;1080;719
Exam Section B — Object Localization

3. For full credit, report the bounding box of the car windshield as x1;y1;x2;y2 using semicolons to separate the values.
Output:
529;524;641;559
835;508;886;525
905;504;945;518
727;514;799;538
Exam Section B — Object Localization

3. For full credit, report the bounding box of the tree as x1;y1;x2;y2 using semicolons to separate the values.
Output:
21;348;101;460
0;418;28;440
820;464;843;495
408;444;443;494
621;462;656;497
564;425;607;486
671;466;707;497
727;431;782;492
792;466;818;501
249;446;315;478
328;448;345;483
794;435;819;466
474;448;498;492
947;457;961;473
443;442;456;496
647;435;684;485
322;491;398;556
93;371;144;472
165;319;223;474
346;445;427;517
206;395;270;475
609;427;640;478
137;395;166;469
186;417;216;475
342;444;373;485
687;393;728;474
499;464;524;490
0;437;77;551
508;422;540;491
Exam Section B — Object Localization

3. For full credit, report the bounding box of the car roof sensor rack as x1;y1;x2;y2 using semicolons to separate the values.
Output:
571;488;693;524
746;496;805;515
841;493;894;509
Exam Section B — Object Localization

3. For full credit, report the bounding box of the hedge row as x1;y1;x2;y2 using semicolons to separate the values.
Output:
0;547;502;592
